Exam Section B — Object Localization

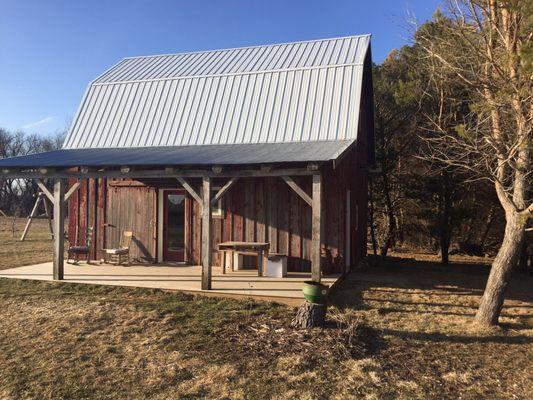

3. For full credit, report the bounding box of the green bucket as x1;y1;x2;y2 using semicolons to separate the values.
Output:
302;281;329;304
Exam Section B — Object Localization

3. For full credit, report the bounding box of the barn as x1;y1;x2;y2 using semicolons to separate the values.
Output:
0;35;374;293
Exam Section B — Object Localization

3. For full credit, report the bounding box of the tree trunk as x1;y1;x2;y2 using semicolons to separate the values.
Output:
440;233;451;264
397;207;405;246
439;171;453;265
517;241;528;272
292;302;327;328
379;173;395;257
474;212;526;326
368;178;378;255
479;206;495;251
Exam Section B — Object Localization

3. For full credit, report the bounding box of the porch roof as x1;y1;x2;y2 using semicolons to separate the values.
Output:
0;139;353;169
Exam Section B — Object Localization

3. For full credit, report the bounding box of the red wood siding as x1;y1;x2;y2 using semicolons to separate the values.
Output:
105;184;157;262
68;147;368;273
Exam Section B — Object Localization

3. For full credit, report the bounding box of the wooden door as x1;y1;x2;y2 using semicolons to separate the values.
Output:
162;190;186;262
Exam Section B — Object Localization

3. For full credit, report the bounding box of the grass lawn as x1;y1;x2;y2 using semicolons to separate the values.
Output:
0;218;531;399
0;217;53;270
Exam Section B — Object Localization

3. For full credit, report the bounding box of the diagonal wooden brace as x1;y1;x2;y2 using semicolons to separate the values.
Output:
282;176;312;207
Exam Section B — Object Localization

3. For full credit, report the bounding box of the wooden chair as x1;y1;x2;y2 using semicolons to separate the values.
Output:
67;227;93;264
104;230;133;266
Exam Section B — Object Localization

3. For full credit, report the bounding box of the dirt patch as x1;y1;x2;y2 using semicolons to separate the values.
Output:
224;309;380;360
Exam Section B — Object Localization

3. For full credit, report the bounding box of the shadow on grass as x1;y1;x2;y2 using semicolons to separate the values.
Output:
332;255;533;306
329;254;533;338
380;328;533;345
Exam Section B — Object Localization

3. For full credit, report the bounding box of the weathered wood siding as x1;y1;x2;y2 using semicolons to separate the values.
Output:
68;177;107;261
68;150;366;274
106;182;157;262
66;39;373;273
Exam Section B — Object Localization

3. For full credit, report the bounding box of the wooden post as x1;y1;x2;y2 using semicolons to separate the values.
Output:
311;173;322;282
257;249;264;277
201;177;212;290
53;179;66;280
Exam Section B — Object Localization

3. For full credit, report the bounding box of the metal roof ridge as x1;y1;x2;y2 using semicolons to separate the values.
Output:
90;61;365;86
61;139;355;151
120;34;371;61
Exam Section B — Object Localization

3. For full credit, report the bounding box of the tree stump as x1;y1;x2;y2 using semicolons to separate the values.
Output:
292;301;327;328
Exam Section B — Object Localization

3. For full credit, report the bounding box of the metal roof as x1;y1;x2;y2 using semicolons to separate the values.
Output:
93;35;370;83
0;140;354;168
63;35;371;150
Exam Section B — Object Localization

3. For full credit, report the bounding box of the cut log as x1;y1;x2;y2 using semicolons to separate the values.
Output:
292;301;327;328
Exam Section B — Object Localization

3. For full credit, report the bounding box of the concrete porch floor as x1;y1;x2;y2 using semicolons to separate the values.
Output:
0;262;340;304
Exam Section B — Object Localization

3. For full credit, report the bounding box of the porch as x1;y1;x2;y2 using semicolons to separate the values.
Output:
0;262;340;304
0;139;363;294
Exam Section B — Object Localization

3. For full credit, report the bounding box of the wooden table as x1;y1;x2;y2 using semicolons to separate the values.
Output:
218;241;270;276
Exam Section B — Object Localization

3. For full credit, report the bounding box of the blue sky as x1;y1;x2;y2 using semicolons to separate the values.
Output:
0;0;441;137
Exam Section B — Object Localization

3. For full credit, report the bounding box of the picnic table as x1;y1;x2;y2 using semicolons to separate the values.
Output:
218;241;270;276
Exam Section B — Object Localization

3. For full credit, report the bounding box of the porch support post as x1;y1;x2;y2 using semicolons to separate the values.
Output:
53;178;66;280
311;173;322;282
201;176;212;290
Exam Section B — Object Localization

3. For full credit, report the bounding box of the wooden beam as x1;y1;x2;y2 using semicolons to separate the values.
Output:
37;180;54;203
1;167;316;180
64;181;81;202
201;177;212;290
20;195;42;241
53;179;66;280
282;176;312;207
211;177;239;206
311;173;322;282
176;177;202;205
43;195;54;238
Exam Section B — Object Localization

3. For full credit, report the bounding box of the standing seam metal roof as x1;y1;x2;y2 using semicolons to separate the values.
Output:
93;35;370;83
0;141;353;168
63;35;371;150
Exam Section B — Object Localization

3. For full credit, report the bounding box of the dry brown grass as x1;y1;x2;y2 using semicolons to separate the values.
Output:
0;280;345;399
332;255;533;399
0;228;531;399
0;217;53;270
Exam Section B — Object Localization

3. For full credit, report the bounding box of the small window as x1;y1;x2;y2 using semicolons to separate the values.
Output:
211;187;224;219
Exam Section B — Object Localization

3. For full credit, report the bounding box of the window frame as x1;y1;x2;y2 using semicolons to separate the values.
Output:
211;186;224;219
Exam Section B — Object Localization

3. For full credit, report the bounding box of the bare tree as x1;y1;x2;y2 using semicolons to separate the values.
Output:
417;0;532;326
0;128;65;215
